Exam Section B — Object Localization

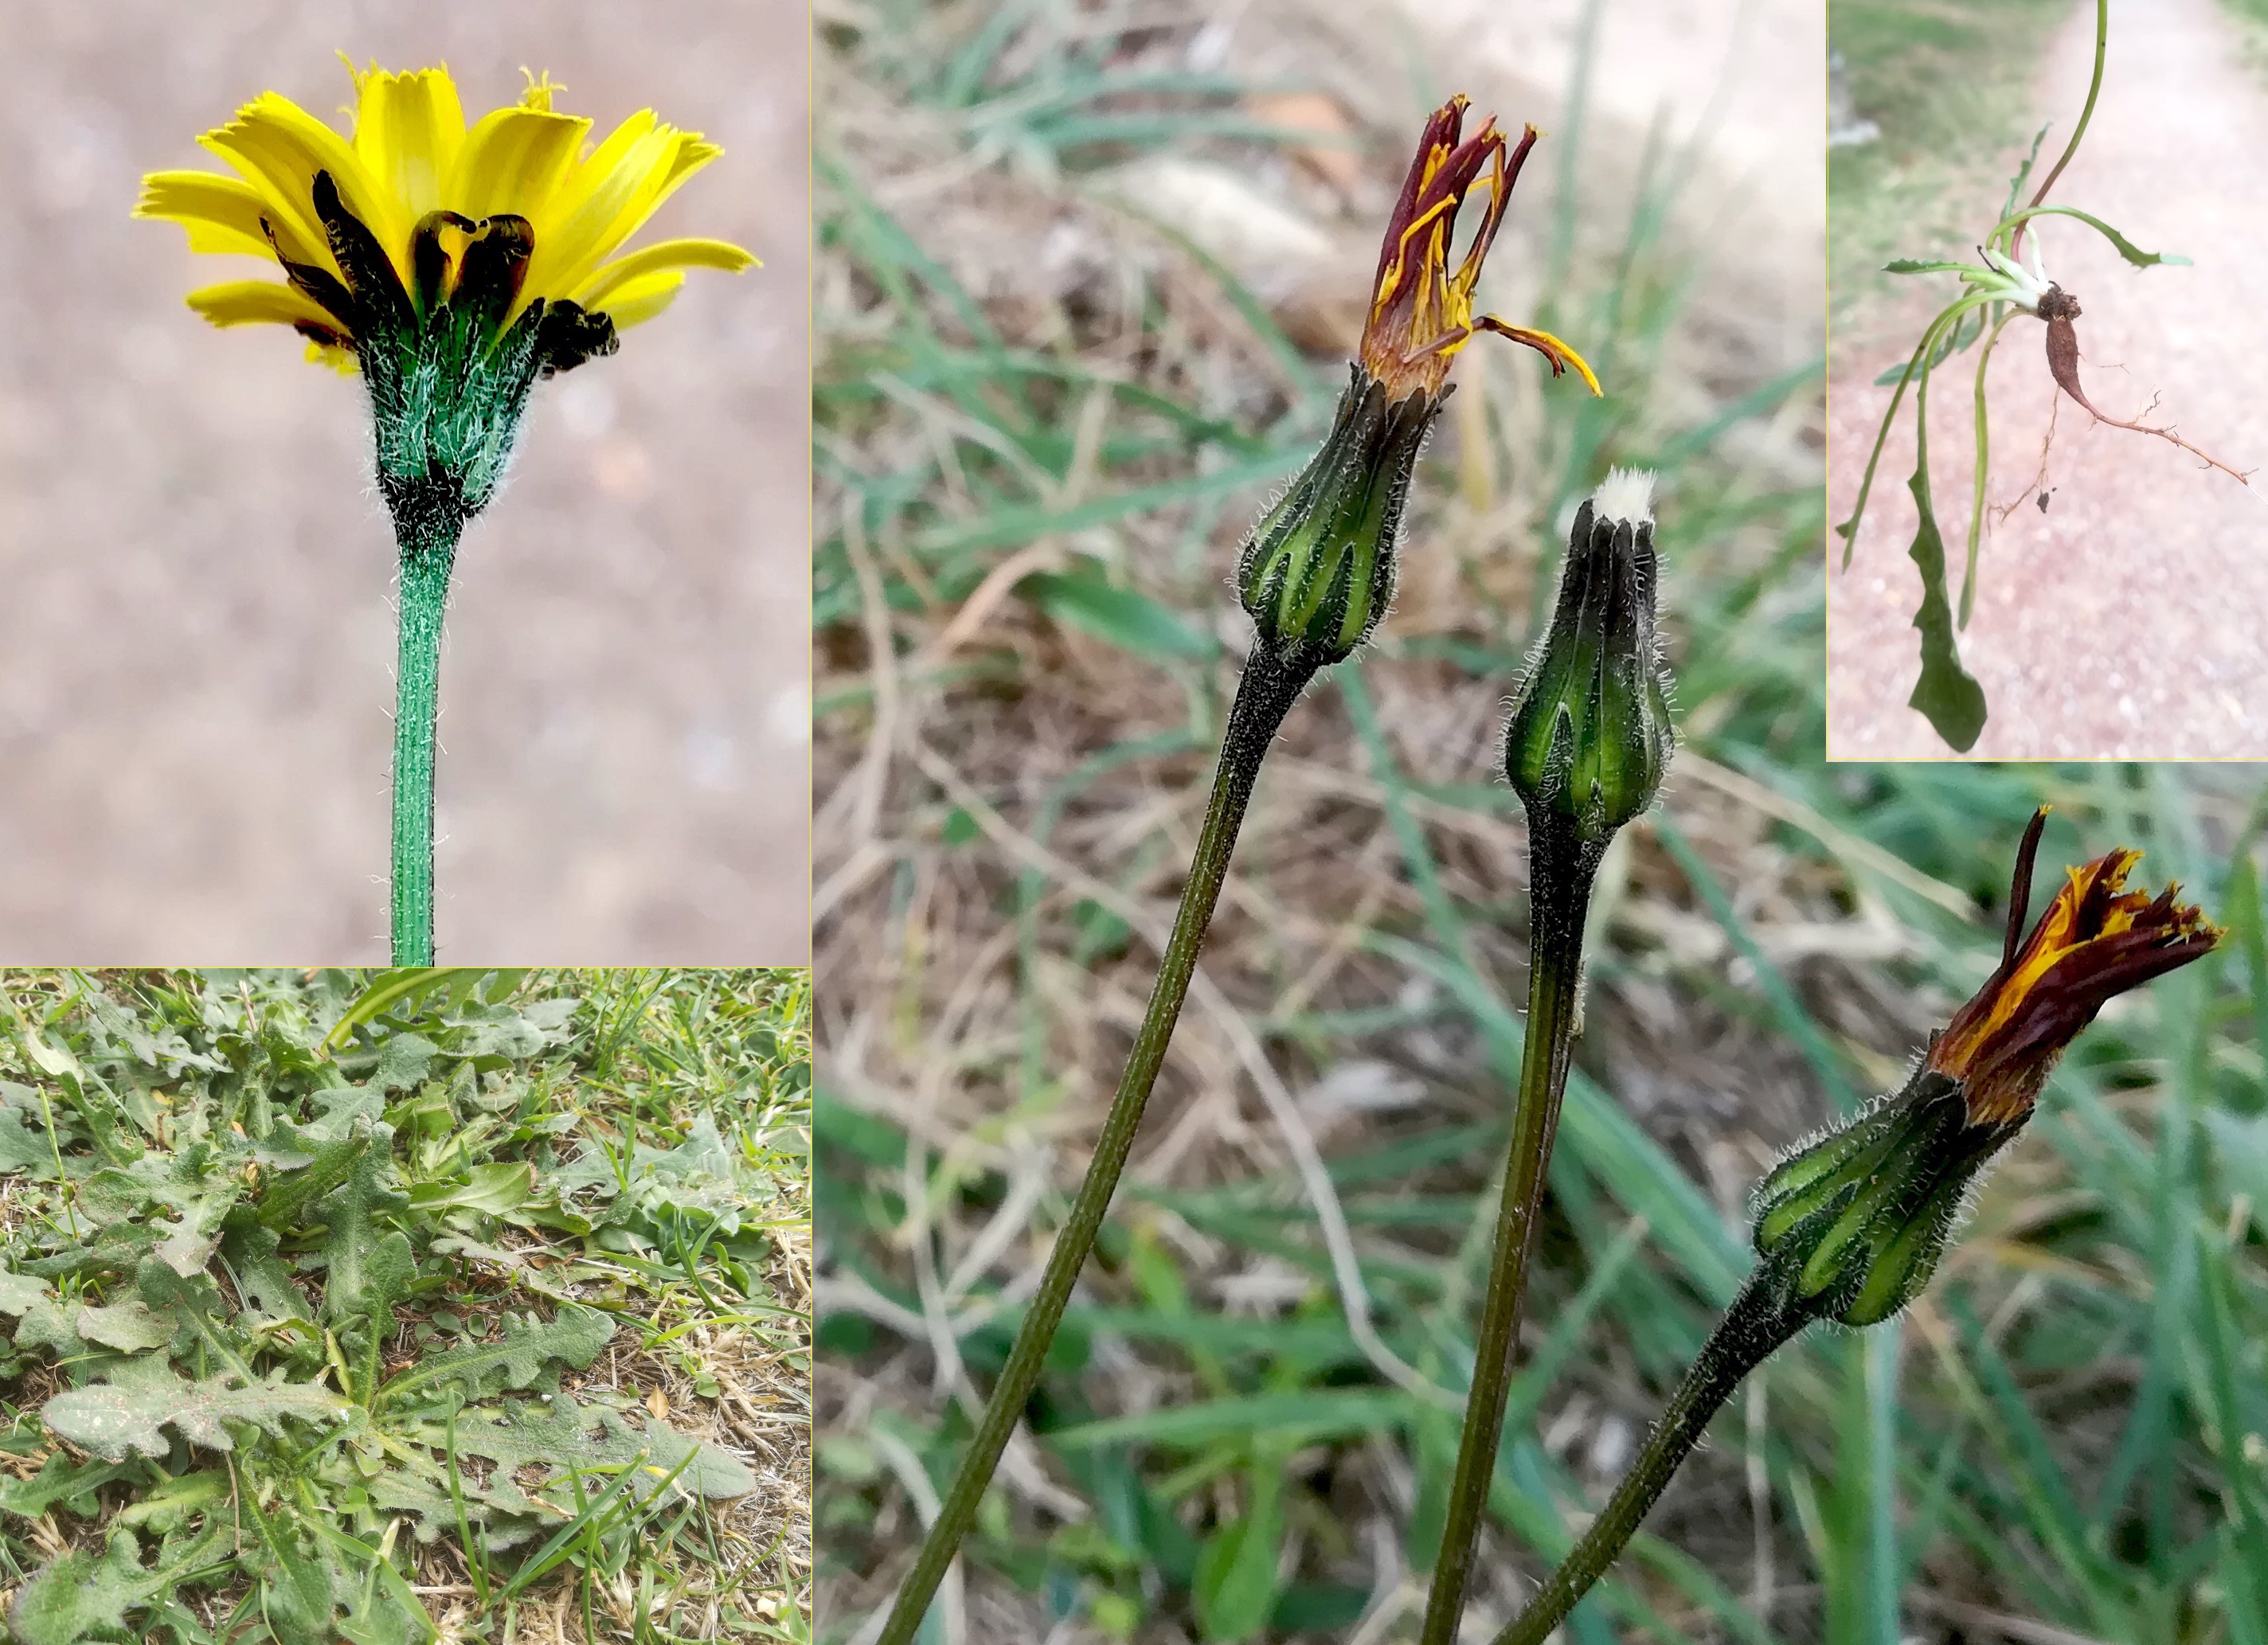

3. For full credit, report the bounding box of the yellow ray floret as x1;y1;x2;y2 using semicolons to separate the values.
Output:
135;61;756;364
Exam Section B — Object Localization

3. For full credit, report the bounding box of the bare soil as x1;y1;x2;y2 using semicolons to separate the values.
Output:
1828;0;2268;759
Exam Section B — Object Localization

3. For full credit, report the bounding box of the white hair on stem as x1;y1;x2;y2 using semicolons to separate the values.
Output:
1590;466;1656;528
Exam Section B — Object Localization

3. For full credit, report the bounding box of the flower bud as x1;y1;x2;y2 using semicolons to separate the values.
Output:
1502;471;1675;846
1236;368;1440;670
1746;810;2219;1330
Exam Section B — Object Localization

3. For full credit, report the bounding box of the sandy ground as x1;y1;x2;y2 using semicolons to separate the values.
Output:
1828;0;2268;759
0;2;810;961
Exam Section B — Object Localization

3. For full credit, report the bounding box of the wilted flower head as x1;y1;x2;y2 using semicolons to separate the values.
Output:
1929;807;2221;1125
1750;809;2219;1330
1236;368;1435;670
1501;470;1674;847
1359;96;1599;403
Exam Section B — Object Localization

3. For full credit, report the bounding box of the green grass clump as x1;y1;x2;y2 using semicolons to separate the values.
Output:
0;967;810;1645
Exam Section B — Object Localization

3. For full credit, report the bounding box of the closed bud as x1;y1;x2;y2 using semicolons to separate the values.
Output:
1502;471;1674;846
1237;367;1440;671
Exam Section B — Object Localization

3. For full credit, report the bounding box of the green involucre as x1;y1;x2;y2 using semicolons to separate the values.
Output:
1502;498;1674;844
1751;1069;2024;1327
1237;366;1439;670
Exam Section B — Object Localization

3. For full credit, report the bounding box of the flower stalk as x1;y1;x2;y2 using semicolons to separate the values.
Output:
870;646;1312;1645
390;531;456;964
874;94;1596;1645
1491;809;2219;1641
138;64;754;959
1419;476;1672;1645
1418;822;1596;1645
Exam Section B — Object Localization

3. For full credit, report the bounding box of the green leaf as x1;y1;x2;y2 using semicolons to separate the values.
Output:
241;1493;338;1645
320;968;528;1053
15;1299;88;1362
79;1144;244;1276
0;1452;139;1523
405;1162;534;1218
111;1472;230;1534
377;1305;614;1407
0;1272;49;1315
2008;205;2191;268
1902;439;1988;750
1872;305;1984;386
0;1093;63;1180
1020;564;1213;659
217;1209;310;1327
1882;258;1977;275
1192;1476;1283;1643
2000;122;2050;222
441;1393;757;1502
43;1365;351;1461
366;1033;439;1097
318;1143;413;1327
256;1120;373;1232
10;1526;224;1645
73;1301;174;1354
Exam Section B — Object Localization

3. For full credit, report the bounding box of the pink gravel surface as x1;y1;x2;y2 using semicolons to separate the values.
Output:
0;2;809;961
1828;0;2268;760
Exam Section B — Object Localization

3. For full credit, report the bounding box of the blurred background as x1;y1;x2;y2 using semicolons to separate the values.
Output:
0;0;809;960
1828;0;2268;757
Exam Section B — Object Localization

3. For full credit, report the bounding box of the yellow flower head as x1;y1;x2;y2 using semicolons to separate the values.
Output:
135;61;756;371
1360;97;1599;403
1929;808;2221;1125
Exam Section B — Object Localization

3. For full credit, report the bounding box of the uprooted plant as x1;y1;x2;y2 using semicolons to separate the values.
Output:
1834;0;2249;753
0;967;804;1645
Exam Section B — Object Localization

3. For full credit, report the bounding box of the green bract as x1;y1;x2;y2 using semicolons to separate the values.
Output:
1751;1069;2026;1328
1236;367;1439;671
1502;483;1674;847
281;170;618;545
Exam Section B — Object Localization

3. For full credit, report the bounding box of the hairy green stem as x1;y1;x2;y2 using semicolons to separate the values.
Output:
1418;819;1601;1645
391;529;458;965
874;647;1315;1645
1492;1272;1810;1645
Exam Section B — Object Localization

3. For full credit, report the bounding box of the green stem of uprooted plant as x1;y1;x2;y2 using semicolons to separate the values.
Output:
1836;292;1994;566
392;528;459;967
2011;0;2108;264
874;647;1316;1645
1963;308;2023;624
1419;821;1601;1645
